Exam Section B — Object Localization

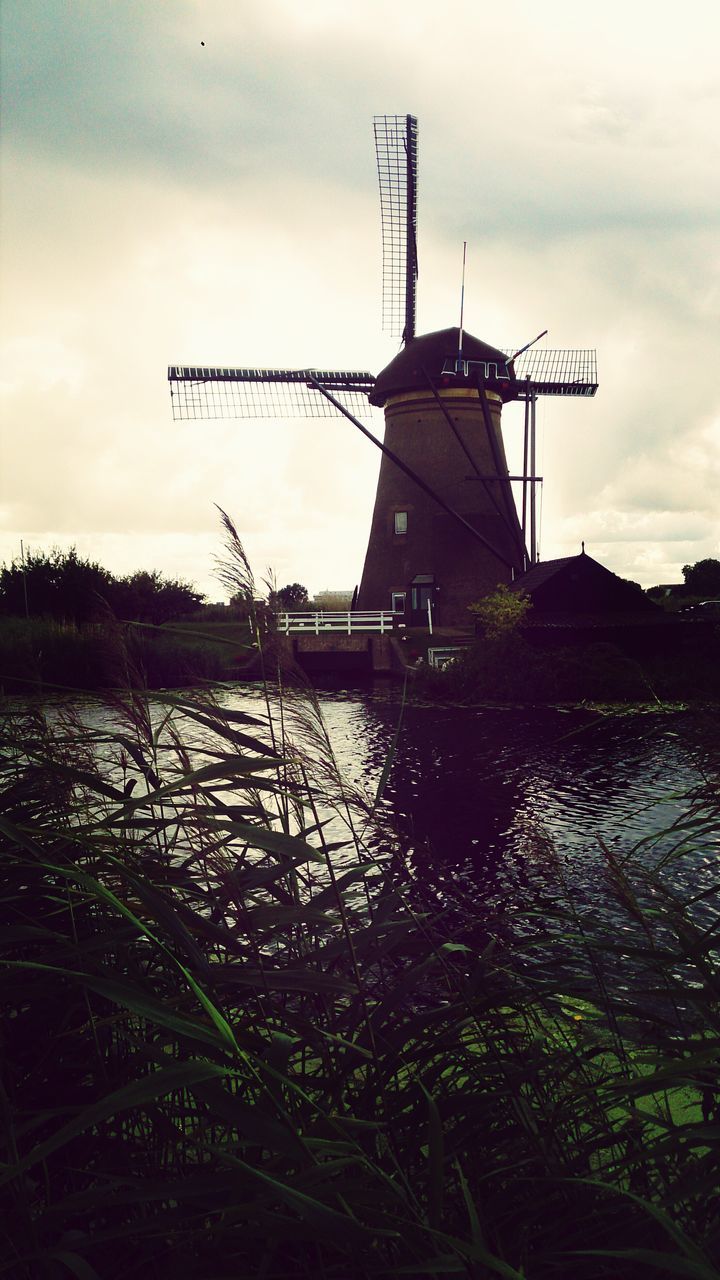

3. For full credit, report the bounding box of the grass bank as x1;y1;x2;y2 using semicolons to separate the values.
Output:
0;616;255;692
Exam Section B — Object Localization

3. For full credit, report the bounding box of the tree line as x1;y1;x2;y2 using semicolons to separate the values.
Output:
0;548;204;626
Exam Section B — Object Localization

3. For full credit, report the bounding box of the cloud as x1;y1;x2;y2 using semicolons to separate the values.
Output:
1;0;719;597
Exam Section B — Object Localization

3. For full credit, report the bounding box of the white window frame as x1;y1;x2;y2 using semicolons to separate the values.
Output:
391;591;406;613
394;510;408;535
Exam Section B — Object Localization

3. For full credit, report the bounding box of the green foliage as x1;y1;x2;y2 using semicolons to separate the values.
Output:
0;547;113;624
421;634;651;704
468;583;532;638
2;598;720;1274
272;582;310;610
682;558;720;597
419;625;720;705
110;568;204;624
0;548;205;626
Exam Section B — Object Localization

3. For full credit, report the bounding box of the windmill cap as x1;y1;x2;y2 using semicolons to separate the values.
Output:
370;327;517;407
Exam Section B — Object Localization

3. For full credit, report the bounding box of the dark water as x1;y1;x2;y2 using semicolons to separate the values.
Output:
219;684;719;930
55;683;719;933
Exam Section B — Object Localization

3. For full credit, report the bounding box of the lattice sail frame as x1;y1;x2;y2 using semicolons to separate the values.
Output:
509;348;597;397
167;367;376;421
374;114;418;342
168;349;597;422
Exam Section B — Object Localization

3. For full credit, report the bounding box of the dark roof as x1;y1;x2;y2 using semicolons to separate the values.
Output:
511;556;577;593
370;327;516;407
511;553;662;617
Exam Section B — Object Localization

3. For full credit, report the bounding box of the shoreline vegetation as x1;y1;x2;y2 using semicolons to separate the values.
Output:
0;615;255;694
414;626;720;706
1;611;718;707
1;546;718;705
1;519;720;1277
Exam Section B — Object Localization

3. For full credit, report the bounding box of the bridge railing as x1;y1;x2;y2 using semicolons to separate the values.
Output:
277;610;401;635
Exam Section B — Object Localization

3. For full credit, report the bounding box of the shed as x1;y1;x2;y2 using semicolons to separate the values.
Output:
511;552;661;622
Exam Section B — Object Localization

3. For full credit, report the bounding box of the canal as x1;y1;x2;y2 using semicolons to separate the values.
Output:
212;682;719;933
50;681;719;942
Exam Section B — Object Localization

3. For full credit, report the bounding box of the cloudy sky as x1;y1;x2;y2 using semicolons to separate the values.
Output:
1;0;718;600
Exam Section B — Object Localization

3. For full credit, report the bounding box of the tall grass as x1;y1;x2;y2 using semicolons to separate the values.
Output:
0;615;251;693
1;522;719;1278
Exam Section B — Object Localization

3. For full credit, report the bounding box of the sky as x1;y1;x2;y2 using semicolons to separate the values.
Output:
1;0;719;601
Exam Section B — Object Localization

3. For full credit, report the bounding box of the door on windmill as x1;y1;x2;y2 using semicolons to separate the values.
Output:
410;575;435;626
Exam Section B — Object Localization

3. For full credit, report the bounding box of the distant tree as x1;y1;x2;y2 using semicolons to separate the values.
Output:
468;584;532;640
110;571;204;625
0;547;113;624
682;559;720;597
272;583;310;611
0;548;204;627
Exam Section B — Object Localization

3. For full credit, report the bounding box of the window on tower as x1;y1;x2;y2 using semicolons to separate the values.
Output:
394;511;408;535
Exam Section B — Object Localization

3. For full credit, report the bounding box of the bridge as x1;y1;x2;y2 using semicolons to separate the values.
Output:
273;611;407;674
278;610;402;635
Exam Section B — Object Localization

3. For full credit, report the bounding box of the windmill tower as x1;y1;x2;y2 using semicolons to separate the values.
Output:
357;325;525;624
168;115;597;624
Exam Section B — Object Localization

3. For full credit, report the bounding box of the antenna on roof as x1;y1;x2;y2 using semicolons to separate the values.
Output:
457;241;467;373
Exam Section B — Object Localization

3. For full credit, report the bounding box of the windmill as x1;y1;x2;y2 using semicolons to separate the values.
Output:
169;114;597;626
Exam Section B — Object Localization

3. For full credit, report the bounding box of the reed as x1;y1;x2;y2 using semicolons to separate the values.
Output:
1;525;718;1278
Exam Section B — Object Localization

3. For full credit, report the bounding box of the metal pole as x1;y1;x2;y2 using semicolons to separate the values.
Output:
427;598;433;635
522;381;530;570
475;377;526;568
530;394;537;565
458;241;466;369
20;540;29;619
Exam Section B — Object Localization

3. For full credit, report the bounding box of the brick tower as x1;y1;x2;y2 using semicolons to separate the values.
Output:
357;326;524;626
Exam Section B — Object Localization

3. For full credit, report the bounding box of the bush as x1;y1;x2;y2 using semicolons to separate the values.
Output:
469;583;532;639
419;634;651;704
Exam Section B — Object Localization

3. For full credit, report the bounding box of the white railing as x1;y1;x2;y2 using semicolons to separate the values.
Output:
278;610;401;635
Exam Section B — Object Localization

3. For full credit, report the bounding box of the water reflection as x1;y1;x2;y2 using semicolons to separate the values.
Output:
42;682;717;931
218;686;716;928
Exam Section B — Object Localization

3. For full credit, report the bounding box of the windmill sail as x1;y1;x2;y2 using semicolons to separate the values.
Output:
374;114;418;344
509;347;598;397
167;349;597;422
167;366;375;421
